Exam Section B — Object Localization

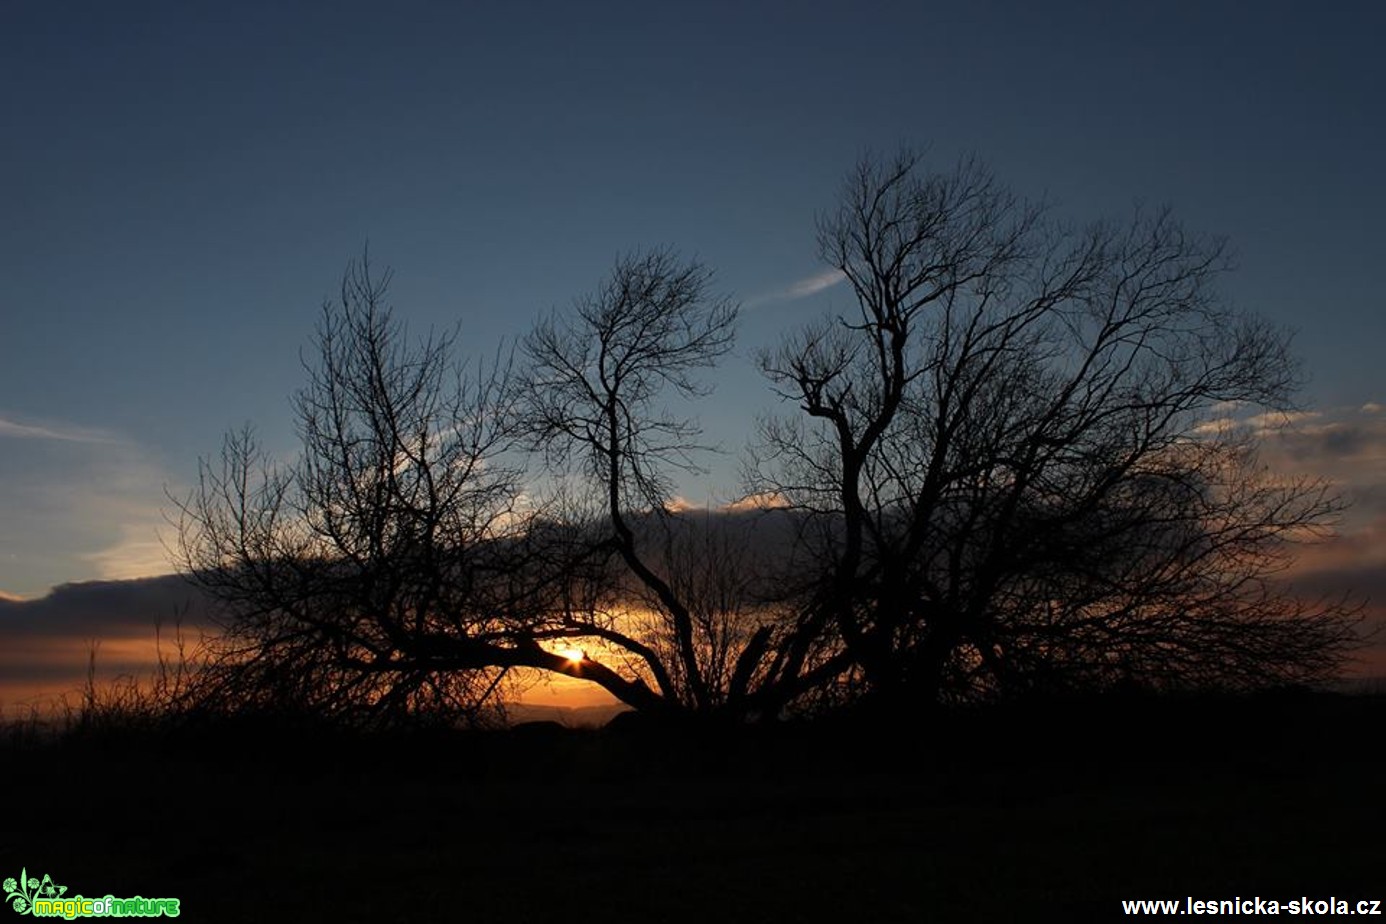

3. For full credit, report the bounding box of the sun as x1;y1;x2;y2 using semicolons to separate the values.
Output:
558;647;585;663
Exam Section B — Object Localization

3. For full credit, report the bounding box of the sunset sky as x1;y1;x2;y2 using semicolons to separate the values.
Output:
3;2;1385;703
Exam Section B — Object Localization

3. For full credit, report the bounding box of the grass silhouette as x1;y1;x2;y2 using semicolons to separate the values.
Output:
1;689;1381;922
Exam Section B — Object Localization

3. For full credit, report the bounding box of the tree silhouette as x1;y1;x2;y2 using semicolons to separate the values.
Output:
172;257;678;723
174;154;1360;726
748;148;1360;710
518;249;844;719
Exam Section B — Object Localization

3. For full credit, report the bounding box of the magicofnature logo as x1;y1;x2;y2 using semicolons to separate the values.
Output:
4;869;179;919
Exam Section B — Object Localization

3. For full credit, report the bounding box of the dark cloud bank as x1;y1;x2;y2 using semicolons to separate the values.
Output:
3;502;1382;700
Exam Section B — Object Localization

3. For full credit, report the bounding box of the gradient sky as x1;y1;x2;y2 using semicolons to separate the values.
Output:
3;1;1385;605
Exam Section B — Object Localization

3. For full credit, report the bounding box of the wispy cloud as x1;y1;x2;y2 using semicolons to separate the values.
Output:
0;422;180;596
783;268;847;299
81;520;174;583
0;415;113;443
723;491;791;511
1170;403;1386;676
1242;410;1323;432
746;268;847;308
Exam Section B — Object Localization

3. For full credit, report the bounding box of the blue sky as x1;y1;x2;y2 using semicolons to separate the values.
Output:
2;1;1384;599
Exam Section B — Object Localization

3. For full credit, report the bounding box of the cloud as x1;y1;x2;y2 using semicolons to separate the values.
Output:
783;268;848;299
0;424;181;597
0;574;213;640
0;575;216;709
1274;560;1386;679
1193;404;1386;483
1190;417;1238;436
1238;405;1386;676
745;268;847;308
82;523;175;583
9;399;1386;707
0;415;113;443
1255;409;1386;481
1281;509;1386;586
665;492;791;513
723;491;791;512
1235;410;1324;434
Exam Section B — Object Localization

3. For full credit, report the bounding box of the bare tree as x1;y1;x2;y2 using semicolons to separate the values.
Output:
521;249;746;712
173;256;673;724
519;248;858;719
750;149;1360;711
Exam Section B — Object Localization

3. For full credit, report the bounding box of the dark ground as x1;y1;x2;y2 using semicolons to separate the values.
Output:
2;692;1381;922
